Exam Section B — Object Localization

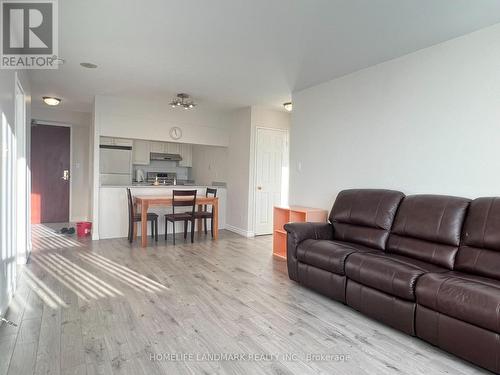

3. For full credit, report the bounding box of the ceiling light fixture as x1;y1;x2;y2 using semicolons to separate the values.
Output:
42;96;62;106
80;62;98;69
51;55;65;65
170;93;196;109
283;102;292;112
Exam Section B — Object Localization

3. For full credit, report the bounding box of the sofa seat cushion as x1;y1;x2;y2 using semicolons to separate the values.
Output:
297;240;377;275
416;272;500;334
345;252;445;301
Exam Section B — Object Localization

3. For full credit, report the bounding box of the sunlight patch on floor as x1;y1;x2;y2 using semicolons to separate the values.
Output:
78;252;168;293
31;224;84;251
31;253;125;300
23;268;68;309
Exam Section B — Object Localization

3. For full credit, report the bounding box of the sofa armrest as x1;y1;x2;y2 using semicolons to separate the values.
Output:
284;222;333;281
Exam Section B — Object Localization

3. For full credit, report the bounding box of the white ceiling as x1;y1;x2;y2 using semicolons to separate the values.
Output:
29;0;500;112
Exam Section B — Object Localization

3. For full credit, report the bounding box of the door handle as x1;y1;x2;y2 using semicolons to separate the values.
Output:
257;186;262;190
62;170;70;181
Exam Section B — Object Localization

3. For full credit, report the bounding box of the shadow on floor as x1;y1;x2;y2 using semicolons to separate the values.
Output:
31;223;88;252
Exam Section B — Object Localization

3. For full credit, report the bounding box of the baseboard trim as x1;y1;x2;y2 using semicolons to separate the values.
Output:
70;217;90;223
225;225;255;238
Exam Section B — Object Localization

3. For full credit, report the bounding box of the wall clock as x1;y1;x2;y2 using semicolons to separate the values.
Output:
169;126;182;140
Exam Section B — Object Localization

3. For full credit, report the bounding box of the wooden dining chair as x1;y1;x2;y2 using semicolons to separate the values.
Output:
164;190;197;245
193;188;217;238
127;188;158;243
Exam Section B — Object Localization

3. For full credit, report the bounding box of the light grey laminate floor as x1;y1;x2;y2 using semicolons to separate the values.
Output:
0;225;489;375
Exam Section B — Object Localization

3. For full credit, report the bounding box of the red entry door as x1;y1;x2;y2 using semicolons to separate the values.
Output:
31;124;71;223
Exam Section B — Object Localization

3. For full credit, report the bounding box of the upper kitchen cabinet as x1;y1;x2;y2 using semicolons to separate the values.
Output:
150;141;181;154
132;140;150;165
114;138;134;147
100;136;115;146
100;137;133;147
150;141;165;153
130;139;192;167
178;143;192;167
166;142;181;155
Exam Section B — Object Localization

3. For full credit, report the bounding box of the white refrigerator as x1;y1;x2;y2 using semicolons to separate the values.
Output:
99;145;133;185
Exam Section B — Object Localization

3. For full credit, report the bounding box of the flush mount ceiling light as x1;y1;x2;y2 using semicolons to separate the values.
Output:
42;96;62;106
283;102;293;112
80;62;98;69
51;55;65;65
170;93;196;109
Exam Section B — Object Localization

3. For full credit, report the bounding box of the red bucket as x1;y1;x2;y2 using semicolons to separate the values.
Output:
76;221;92;237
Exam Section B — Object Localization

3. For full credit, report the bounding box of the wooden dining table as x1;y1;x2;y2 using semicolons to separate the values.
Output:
134;195;219;247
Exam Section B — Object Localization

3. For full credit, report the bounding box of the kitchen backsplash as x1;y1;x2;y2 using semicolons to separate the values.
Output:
133;160;190;180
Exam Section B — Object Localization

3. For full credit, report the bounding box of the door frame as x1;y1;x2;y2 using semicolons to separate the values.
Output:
31;120;73;223
252;126;289;236
14;73;28;264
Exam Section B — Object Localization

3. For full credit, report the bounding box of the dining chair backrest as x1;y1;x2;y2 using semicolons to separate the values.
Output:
206;188;217;198
126;188;134;218
204;188;217;212
126;188;136;237
172;190;197;214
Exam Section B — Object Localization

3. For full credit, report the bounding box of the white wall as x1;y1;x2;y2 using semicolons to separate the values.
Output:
290;23;500;212
225;106;290;236
225;107;252;235
191;145;228;186
251;106;291;131
91;99;99;239
0;70;31;318
31;107;92;221
96;95;232;146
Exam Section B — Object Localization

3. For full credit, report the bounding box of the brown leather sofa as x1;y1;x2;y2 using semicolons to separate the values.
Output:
285;189;404;302
284;189;500;373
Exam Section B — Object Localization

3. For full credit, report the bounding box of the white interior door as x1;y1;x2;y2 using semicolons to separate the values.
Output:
254;128;288;235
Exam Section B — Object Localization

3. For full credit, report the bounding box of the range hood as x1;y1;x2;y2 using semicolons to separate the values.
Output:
150;152;182;162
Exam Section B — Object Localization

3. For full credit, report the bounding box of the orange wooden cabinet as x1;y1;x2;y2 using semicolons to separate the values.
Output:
273;206;328;259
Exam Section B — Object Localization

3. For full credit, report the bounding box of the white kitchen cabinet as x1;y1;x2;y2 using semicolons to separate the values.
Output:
150;141;165;153
132;140;150;165
100;137;133;147
178;143;192;167
100;136;115;146
113;138;133;147
166;142;181;154
129;140;191;166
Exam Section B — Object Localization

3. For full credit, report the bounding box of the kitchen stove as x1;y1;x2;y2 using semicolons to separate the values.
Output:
146;172;177;185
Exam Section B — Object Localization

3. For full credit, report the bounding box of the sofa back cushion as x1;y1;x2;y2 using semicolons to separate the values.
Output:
387;195;470;269
455;197;500;280
330;189;405;250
